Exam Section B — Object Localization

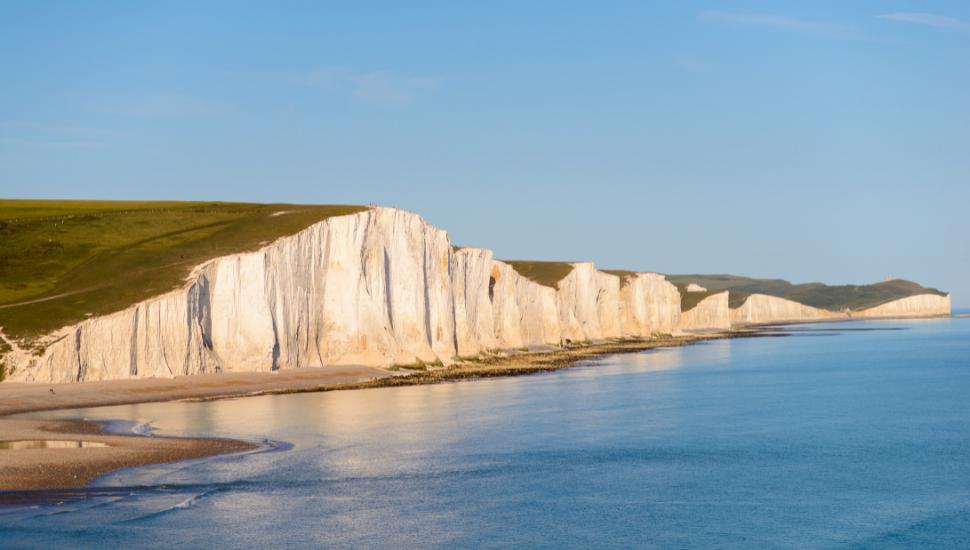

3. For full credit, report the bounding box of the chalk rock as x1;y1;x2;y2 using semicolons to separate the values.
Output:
686;284;707;292
618;273;682;336
489;261;560;348
556;263;621;341
682;292;730;330
730;294;834;324
10;209;460;382
854;294;950;317
453;247;496;356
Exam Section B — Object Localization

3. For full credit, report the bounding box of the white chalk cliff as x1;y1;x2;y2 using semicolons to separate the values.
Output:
730;294;833;324
853;294;951;318
2;208;952;383
4;208;683;383
729;292;950;324
617;273;682;337
681;292;730;330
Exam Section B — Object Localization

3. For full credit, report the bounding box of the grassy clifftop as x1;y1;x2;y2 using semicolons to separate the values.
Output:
666;274;947;312
0;200;366;344
600;270;638;288
503;261;575;289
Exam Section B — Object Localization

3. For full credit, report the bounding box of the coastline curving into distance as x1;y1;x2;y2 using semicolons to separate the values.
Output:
0;207;951;383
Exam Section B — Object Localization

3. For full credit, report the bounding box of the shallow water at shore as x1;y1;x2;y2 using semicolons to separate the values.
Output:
3;317;969;549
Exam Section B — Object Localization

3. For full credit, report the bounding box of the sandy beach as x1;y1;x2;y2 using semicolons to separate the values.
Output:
0;365;393;417
0;333;769;492
0;365;392;491
0;418;257;491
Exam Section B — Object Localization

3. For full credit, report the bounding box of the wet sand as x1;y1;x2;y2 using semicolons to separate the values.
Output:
2;335;756;491
0;419;256;490
0;366;391;491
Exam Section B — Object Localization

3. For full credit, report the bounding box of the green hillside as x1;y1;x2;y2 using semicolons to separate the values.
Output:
503;261;575;289
665;274;826;296
666;274;947;312
0;200;366;345
782;279;948;311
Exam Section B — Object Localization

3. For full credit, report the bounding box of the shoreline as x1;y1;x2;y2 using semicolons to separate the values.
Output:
0;334;743;492
3;317;961;493
0;418;257;491
2;333;760;419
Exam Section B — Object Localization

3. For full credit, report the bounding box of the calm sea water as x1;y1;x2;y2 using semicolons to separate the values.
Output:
2;316;969;549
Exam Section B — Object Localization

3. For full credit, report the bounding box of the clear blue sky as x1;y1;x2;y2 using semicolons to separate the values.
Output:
1;1;967;305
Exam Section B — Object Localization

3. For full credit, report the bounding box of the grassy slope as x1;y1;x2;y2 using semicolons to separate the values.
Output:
666;274;946;311
673;283;727;312
665;274;826;296
503;261;575;289
0;200;366;344
727;291;752;310
782;279;947;310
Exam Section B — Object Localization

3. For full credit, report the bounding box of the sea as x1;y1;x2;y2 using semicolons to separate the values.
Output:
1;313;968;549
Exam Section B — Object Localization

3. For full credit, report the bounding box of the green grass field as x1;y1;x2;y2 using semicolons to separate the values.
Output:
503;261;575;289
0;200;365;345
666;274;946;312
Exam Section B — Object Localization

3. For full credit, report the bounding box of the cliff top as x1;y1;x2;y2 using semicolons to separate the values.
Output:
601;270;638;288
502;261;575;289
666;274;947;311
0;200;366;344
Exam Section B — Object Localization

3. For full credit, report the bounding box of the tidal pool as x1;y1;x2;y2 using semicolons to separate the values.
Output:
0;440;109;450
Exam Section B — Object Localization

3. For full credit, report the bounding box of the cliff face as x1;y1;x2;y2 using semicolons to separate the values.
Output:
682;292;730;330
10;207;946;384
5;208;684;383
556;263;620;341
489;260;561;348
23;287;219;384
728;292;951;325
452;248;497;356
12;209;463;382
854;294;951;317
730;294;838;324
619;273;682;336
